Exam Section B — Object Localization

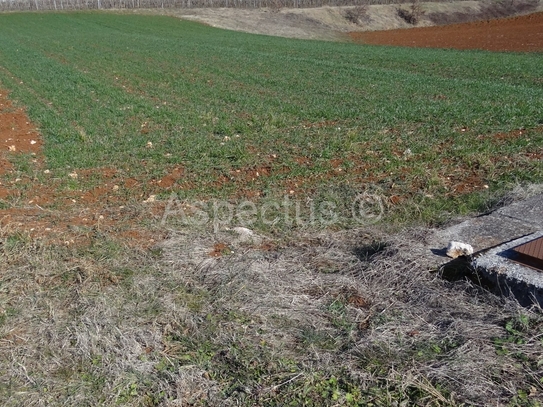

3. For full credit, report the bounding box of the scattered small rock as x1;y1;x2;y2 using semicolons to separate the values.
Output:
143;195;156;203
231;227;262;245
446;241;474;258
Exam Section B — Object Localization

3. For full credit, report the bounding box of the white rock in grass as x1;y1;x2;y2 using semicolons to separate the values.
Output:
143;195;156;203
446;241;474;259
233;226;255;239
230;227;262;245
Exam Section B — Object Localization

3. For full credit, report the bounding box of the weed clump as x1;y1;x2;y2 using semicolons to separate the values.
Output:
269;0;283;13
344;5;369;25
397;0;425;25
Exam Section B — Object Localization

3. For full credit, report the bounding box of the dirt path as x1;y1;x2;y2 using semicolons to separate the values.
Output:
350;11;543;52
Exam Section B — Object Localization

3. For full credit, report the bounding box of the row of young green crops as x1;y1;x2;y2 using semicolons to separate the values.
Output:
0;12;542;223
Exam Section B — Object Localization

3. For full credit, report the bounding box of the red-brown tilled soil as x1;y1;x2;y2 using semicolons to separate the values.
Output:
349;12;543;52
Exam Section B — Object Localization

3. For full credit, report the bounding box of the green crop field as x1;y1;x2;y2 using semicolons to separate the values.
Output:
1;12;543;407
0;12;542;224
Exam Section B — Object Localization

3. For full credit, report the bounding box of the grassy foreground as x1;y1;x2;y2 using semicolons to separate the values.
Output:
0;12;542;406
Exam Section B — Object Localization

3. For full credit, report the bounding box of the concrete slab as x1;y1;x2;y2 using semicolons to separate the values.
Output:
435;214;536;252
472;231;543;307
494;194;543;229
429;192;543;307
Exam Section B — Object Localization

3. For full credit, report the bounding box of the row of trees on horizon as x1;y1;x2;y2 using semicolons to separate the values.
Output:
0;0;447;12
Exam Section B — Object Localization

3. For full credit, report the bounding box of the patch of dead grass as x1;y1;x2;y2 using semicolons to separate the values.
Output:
1;206;542;405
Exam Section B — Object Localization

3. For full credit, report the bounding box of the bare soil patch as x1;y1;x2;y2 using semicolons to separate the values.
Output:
350;11;543;51
0;91;170;247
0;91;42;197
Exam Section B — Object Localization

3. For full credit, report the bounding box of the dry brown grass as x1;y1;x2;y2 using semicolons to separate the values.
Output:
343;5;370;24
397;0;425;24
428;0;540;25
1;219;542;405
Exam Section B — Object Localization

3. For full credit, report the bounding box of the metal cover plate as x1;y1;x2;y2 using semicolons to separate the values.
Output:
511;236;543;272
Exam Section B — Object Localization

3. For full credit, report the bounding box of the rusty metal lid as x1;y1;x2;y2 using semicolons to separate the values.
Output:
511;236;543;272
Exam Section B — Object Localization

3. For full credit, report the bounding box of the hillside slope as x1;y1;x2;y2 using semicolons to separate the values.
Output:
134;0;543;41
